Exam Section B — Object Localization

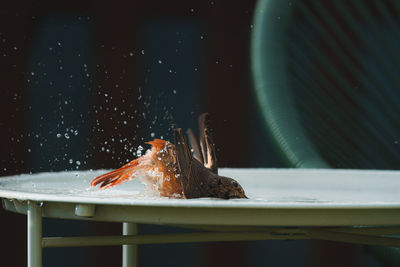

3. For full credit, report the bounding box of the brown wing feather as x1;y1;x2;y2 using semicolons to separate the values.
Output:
198;113;218;174
186;128;203;163
174;127;219;198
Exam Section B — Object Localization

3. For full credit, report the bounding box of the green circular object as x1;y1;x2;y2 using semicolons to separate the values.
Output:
251;0;328;168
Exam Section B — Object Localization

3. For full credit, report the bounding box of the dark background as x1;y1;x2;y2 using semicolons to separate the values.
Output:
0;1;385;266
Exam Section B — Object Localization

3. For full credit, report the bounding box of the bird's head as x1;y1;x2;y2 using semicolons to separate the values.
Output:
217;176;247;199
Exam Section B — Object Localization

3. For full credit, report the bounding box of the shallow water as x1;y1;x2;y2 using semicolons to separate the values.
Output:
1;168;400;208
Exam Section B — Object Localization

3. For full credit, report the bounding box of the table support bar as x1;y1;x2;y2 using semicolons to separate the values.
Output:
305;229;400;248
28;202;42;267
41;229;400;248
42;231;307;247
122;222;137;267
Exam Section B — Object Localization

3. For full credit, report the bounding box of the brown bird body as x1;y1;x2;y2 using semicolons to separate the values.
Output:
91;113;246;199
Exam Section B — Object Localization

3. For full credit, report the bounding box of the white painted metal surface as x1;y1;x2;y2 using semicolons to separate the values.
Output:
123;222;137;267
2;168;400;267
1;168;400;226
27;202;42;267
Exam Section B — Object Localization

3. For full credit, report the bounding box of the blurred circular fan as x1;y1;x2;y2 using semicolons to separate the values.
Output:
252;0;400;169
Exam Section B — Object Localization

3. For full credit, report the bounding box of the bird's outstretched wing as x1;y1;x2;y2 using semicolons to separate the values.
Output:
198;113;218;174
174;127;217;198
186;128;203;163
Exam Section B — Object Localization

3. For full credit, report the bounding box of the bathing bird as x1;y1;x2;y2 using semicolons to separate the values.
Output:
91;113;246;199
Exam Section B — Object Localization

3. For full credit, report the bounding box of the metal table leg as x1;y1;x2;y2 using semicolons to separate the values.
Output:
28;201;42;267
122;222;138;267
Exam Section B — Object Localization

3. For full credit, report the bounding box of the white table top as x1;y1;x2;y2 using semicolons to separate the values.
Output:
1;168;400;226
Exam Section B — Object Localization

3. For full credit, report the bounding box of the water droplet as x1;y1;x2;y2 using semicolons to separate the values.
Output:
141;49;145;55
173;90;177;94
150;132;155;138
129;52;133;56
76;160;81;165
64;133;70;139
158;60;162;64
56;133;61;138
69;159;73;164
